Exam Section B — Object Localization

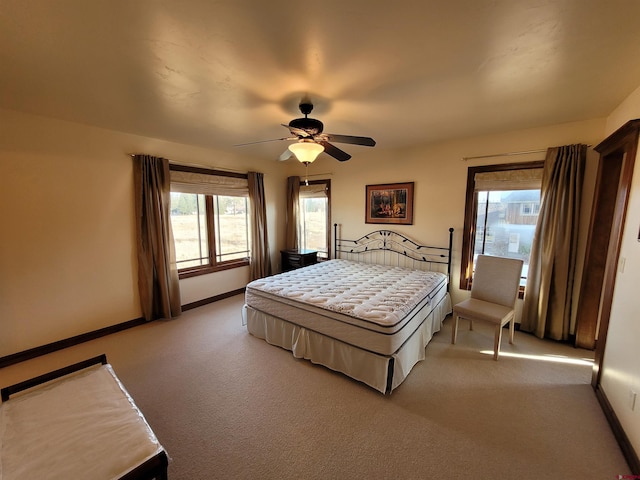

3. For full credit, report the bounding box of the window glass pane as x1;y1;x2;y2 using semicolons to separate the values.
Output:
214;196;250;262
170;192;209;268
474;189;540;285
299;197;328;257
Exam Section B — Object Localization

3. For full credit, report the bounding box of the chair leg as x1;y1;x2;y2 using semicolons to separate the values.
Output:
451;314;459;344
509;318;515;345
493;324;503;360
469;319;474;331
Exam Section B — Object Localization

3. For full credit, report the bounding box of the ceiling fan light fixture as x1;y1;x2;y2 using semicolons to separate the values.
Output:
288;141;324;164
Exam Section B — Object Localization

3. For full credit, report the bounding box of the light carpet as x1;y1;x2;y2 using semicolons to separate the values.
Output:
1;294;631;479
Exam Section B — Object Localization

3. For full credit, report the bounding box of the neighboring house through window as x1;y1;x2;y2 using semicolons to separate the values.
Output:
460;161;544;292
169;165;250;278
298;179;331;259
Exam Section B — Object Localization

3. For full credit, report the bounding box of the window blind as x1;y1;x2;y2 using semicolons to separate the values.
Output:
299;183;328;198
170;170;249;197
474;167;543;191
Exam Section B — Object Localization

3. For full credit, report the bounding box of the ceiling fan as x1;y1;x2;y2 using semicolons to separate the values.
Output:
235;101;376;163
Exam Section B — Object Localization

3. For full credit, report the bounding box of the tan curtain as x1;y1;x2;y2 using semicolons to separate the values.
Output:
133;155;181;321
521;144;586;340
286;176;300;250
248;172;272;280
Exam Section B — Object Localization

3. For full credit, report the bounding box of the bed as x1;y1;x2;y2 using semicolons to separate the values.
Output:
0;354;168;480
243;227;454;394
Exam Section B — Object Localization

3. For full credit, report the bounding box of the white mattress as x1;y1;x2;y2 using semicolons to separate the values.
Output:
0;364;164;480
245;259;449;355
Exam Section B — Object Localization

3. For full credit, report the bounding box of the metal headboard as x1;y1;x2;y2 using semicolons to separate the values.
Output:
333;224;454;288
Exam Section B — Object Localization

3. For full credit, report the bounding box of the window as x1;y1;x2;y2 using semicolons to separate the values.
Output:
460;161;544;292
298;180;331;259
169;165;250;277
520;202;540;216
171;192;209;269
214;195;250;262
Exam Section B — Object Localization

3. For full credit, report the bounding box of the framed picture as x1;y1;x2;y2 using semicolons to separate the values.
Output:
366;182;414;225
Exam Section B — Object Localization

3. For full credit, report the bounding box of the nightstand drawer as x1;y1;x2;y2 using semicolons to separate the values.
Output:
281;249;318;272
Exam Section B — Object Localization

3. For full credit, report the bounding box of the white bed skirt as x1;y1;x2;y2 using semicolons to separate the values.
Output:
243;294;451;394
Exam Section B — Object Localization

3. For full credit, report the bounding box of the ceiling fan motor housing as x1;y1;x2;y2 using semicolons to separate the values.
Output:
299;102;314;115
289;117;324;135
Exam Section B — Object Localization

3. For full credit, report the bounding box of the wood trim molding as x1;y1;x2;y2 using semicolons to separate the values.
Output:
594;385;640;474
590;119;640;386
459;166;478;290
574;153;623;349
169;163;248;179
181;288;245;311
0;289;246;369
178;259;249;279
0;318;146;369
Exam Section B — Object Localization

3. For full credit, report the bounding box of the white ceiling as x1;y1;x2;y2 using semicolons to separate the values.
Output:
2;0;640;161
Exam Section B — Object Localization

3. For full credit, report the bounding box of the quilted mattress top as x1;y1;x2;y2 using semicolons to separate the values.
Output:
246;259;446;327
0;364;164;480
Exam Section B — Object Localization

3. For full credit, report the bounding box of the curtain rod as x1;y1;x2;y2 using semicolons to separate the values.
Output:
306;172;333;177
462;144;592;162
462;148;546;161
127;153;250;175
128;154;333;178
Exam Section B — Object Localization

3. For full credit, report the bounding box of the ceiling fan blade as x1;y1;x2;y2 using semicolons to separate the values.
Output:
279;149;293;161
324;134;376;147
318;141;352;162
233;137;295;147
281;123;311;138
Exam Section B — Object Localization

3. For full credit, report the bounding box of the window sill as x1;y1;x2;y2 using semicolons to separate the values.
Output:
178;259;249;279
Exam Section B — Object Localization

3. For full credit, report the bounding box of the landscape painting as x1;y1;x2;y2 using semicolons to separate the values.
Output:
366;182;414;225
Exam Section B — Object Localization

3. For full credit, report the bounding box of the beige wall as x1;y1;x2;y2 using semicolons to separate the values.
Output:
2;97;637;456
600;84;640;455
0;108;287;357
293;118;605;310
0;107;607;358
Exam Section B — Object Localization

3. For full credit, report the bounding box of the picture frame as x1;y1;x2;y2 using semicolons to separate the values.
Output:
365;182;414;225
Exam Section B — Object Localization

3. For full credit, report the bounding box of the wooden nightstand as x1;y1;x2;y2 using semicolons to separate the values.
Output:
281;249;318;272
